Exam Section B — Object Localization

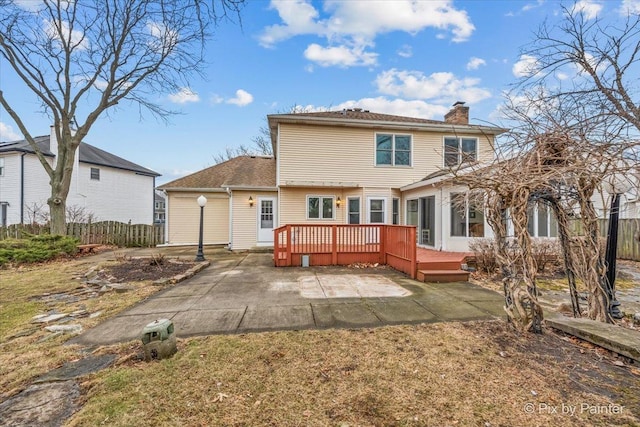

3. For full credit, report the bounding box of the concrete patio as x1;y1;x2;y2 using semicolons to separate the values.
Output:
70;250;505;346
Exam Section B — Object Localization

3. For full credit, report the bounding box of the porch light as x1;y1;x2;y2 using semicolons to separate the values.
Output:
249;196;254;207
336;197;341;207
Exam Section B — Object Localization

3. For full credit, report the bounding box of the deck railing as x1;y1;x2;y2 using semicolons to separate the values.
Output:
274;224;416;278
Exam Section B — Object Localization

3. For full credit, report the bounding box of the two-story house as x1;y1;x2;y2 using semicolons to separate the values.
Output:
159;103;505;252
0;126;160;226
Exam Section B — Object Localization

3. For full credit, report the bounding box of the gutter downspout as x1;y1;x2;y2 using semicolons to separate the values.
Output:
226;187;233;250
439;186;444;251
161;189;169;244
152;177;156;226
20;153;26;224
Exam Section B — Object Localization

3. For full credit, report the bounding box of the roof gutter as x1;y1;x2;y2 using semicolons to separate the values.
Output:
220;185;278;191
158;187;228;193
269;115;507;136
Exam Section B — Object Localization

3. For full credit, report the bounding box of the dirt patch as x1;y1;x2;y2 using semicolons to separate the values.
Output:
96;257;198;282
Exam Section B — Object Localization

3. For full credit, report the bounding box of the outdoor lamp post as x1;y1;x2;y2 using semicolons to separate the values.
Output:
603;175;632;319
195;195;207;262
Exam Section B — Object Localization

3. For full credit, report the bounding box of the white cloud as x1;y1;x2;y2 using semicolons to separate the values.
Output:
210;94;224;104
296;97;449;120
621;0;640;15
43;19;88;50
466;57;486;70
168;87;200;104
260;0;475;68
571;0;603;20
375;69;492;104
512;54;539;78
0;122;22;142
226;89;254;107
304;43;377;67
14;0;45;11
260;0;474;46
397;44;413;58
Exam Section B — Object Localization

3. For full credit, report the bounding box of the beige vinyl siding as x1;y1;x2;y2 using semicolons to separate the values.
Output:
280;187;349;225
166;191;229;245
277;123;495;188
231;190;277;250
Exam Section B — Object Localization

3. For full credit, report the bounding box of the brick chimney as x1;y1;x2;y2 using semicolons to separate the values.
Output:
444;101;469;125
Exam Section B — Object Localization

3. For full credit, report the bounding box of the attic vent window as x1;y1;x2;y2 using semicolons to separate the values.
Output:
90;167;100;181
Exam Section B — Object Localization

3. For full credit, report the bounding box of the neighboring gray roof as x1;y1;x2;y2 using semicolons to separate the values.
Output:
159;156;276;190
0;135;159;177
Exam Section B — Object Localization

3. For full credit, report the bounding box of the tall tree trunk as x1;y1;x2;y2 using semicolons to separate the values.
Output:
47;131;77;236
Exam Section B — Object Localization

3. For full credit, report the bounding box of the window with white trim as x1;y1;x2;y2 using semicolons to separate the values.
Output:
307;196;334;220
444;137;477;167
90;167;100;180
450;192;484;237
0;157;4;176
392;198;400;225
376;134;412;166
527;202;558;237
347;197;360;224
368;198;386;223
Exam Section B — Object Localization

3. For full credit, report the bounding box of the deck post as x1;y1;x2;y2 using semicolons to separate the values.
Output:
286;224;292;267
380;225;386;265
331;225;338;265
409;226;417;279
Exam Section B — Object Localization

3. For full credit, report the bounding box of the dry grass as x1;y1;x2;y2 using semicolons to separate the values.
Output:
0;256;168;398
68;321;640;427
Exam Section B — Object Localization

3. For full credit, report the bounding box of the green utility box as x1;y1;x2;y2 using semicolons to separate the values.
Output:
141;319;177;361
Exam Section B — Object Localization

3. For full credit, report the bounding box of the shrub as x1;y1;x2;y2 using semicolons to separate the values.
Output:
469;238;499;274
0;235;79;267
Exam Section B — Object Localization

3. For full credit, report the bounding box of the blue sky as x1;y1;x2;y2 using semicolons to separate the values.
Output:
0;0;637;185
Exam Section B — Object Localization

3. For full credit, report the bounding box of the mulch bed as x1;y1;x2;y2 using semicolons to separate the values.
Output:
97;258;197;282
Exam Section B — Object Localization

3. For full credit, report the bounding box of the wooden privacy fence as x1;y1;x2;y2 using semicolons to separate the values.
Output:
569;218;640;261
0;221;164;247
274;224;417;278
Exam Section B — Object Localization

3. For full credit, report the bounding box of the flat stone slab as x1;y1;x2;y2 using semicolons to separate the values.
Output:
414;292;491;321
300;274;411;299
0;380;79;427
312;302;381;328
123;296;200;315
546;314;640;362
35;354;117;383
69;312;177;346
172;308;245;335
238;305;314;331
368;300;437;324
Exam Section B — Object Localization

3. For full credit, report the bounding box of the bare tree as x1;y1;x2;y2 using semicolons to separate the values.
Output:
521;4;640;134
456;88;637;328
0;0;243;234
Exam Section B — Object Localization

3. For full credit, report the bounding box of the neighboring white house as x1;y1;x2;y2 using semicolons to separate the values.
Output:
0;126;160;226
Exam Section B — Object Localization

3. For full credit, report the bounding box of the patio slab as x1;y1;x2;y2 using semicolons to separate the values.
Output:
71;251;504;346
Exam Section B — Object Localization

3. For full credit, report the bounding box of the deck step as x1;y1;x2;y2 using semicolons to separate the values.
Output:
416;261;464;271
416;269;470;283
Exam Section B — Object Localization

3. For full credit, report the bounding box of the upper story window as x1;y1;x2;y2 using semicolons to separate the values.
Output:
90;167;100;180
376;134;412;166
444;137;477;167
0;157;4;176
155;201;165;210
307;195;334;220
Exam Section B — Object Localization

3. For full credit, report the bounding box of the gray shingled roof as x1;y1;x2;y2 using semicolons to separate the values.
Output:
275;109;446;125
0;135;159;176
159;156;276;190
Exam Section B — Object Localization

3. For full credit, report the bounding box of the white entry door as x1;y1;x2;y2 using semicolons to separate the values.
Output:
257;197;277;244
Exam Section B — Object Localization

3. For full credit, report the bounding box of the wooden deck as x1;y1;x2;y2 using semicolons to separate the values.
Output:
415;248;475;283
